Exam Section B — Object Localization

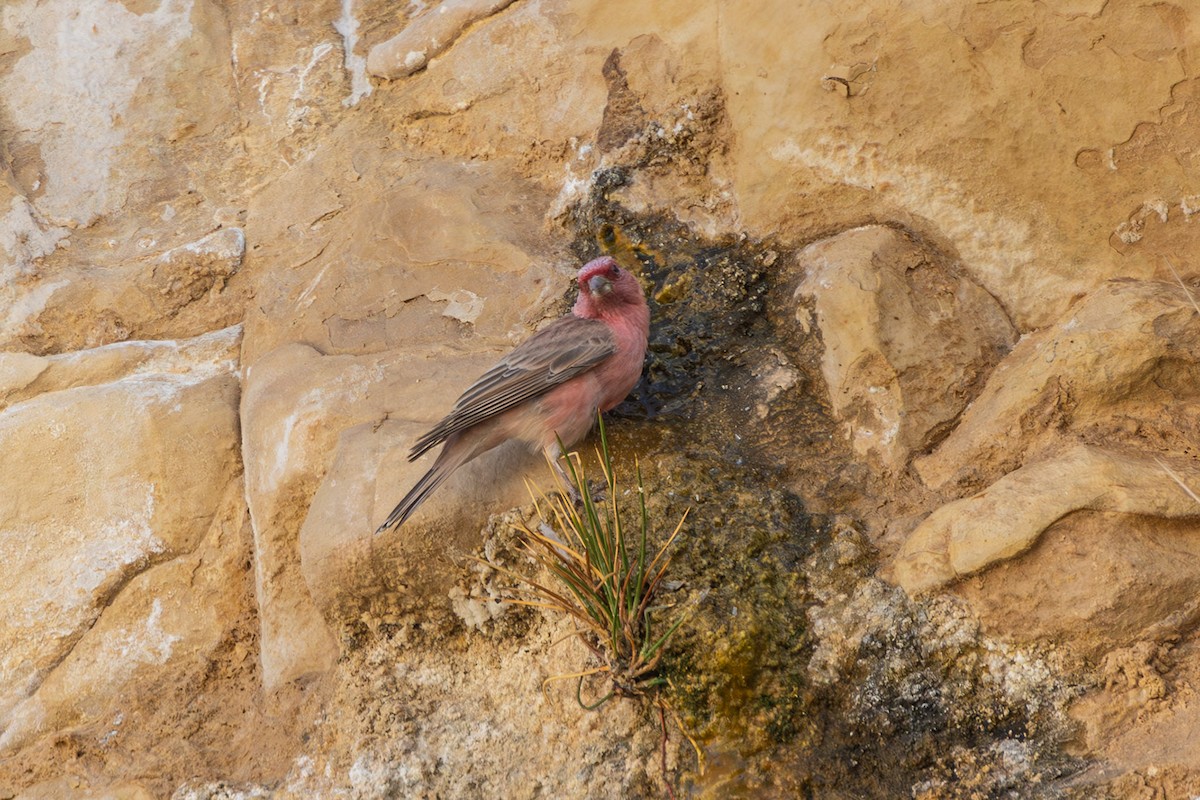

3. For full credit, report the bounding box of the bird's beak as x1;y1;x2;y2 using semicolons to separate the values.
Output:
588;274;613;296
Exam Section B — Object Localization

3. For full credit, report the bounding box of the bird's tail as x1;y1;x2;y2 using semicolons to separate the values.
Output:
375;461;452;533
375;442;471;534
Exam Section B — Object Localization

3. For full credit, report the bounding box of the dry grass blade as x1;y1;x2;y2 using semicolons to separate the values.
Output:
1155;455;1200;506
1163;256;1200;316
541;666;611;709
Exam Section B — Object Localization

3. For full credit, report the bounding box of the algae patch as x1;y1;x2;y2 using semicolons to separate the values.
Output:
549;185;1087;797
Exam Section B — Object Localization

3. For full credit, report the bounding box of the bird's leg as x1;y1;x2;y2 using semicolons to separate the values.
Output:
545;443;608;508
545;442;583;506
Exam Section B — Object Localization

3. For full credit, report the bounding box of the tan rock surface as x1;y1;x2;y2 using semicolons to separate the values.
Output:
0;0;246;354
240;337;549;687
721;1;1199;329
0;327;241;724
0;479;249;753
366;0;520;79
896;444;1200;594
955;513;1200;657
794;225;1015;473
914;278;1200;494
299;413;544;630
1;0;1199;795
894;278;1200;594
237;153;574;686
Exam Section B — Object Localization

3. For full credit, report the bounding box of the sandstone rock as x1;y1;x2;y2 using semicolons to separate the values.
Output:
1070;641;1200;794
243;339;559;686
914;279;1200;495
14;778;156;799
240;156;565;364
238;155;575;687
367;0;520;79
720;1;1194;330
300;415;544;628
0;480;249;753
896;444;1200;594
0;0;245;353
239;343;355;689
0;0;212;229
151;228;246;307
0;188;70;346
894;279;1200;595
0;324;238;410
794;225;1015;473
0;351;48;401
6;227;246;354
954;513;1200;657
0;326;241;743
171;784;272;800
2;0;1200;794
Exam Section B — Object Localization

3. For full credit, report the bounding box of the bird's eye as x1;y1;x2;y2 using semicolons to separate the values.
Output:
610;265;621;277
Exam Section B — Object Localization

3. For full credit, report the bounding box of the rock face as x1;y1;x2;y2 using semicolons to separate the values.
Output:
794;225;1016;474
2;0;1199;796
892;279;1200;613
0;326;242;752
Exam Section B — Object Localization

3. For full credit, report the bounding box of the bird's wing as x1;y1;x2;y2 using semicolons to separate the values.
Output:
408;315;617;460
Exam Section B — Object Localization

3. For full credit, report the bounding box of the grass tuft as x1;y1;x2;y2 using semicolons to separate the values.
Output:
497;414;690;708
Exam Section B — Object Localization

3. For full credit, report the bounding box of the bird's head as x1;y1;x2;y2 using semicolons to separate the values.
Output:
574;256;644;316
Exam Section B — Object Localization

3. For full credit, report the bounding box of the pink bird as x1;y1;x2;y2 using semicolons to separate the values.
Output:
376;256;650;533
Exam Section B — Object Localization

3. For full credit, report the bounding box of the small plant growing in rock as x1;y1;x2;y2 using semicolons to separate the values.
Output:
503;414;689;708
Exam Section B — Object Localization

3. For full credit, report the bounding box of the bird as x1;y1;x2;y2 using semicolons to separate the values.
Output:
376;255;650;533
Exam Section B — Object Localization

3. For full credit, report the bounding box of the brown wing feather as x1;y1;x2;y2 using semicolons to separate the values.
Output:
408;316;616;460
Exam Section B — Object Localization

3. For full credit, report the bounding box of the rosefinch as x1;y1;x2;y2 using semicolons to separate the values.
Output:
376;256;650;532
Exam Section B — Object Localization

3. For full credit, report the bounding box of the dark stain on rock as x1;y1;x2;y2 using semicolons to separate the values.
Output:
597;50;650;153
551;170;1085;796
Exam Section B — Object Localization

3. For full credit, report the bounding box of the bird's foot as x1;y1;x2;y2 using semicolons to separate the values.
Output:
547;449;607;509
555;479;607;512
586;478;608;506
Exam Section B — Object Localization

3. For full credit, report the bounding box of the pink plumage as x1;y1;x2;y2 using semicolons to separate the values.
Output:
376;256;650;532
